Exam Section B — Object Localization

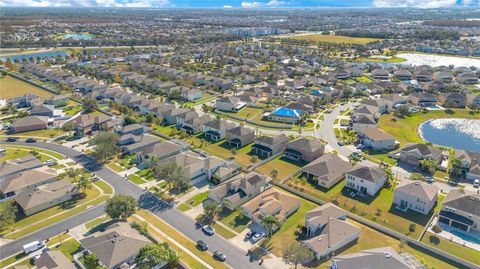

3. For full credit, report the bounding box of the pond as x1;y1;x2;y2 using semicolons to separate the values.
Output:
419;118;480;152
61;33;94;40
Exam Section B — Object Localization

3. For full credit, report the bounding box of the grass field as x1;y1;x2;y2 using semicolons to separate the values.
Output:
212;222;237;239
0;144;66;160
6;128;67;138
289;34;382;44
355;57;406;63
203;142;258;168
0;76;54;99
85;215;111;230
420;232;480;265
219;209;250;233
225;106;263;119
378;109;478;146
254;156;303;182
106;162;125;172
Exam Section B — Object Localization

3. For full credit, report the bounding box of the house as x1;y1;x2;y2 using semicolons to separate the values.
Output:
0;155;43;179
284;137;325;163
215;96;246;112
208;172;272;210
394;181;438;215
301;153;352;189
330;247;414;269
467;94;480;109
394;70;413;81
163;107;190;125
454;150;480;181
241;188;300;230
44;95;69;107
70;114;112;135
409;92;437;107
359;127;397;151
415;70;433;82
7;94;40;108
226;126;255;148
438;92;466;108
203;119;232;142
351;114;376;132
267;107;303;124
399;143;443;166
31;104;55;117
305;203;347;237
176;111;212;135
136;140;187;164
211;163;242;184
456;73;478;85
0;166;57;199
12;116;48;133
118;123;146;136
181;88;202;101
345;165;386;196
438;189;479;232
80;222;151;269
120;134;161;155
371;69;390;80
381;94;408;110
251;134;289;158
433;71;454;83
35;251;76;269
15;179;78;216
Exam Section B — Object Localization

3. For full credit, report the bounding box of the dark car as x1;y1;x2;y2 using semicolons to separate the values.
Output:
337;141;344;146
25;138;36;143
197;240;208;251
245;230;254;239
6;137;17;142
214;250;226;261
202;225;215;236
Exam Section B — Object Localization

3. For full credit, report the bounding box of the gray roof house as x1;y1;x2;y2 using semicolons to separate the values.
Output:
439;189;480;233
330;247;414;269
251;134;289;158
284;137;325;163
226;126;256;149
345;165;387;196
203;119;233;142
399;143;443;166
394;181;438;215
120;134;161;154
301;153;352;189
35;251;76;269
454;150;480;181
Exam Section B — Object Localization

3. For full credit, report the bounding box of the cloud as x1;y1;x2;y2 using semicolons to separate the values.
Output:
0;0;170;7
241;0;292;8
372;0;479;8
223;4;233;8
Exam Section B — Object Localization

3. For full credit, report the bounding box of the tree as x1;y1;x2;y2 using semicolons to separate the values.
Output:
82;98;98;113
0;202;18;231
136;243;178;269
91;132;118;163
261;215;280;238
203;202;220;223
409;172;425;181
270;168;279;181
449;157;462;179
83;252;98;269
348;153;362;165
75;176;92;193
152;161;177;189
282;242;314;269
105;195;137;220
419;159;437;175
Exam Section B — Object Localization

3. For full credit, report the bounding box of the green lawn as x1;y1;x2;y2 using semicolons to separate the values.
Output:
0;148;30;162
177;191;209;212
0;144;65;160
356;76;373;83
378;109;479;146
136;168;155;181
117;154;137;169
362;149;397;166
0;75;54;99
212;222;237;239
177;203;192;212
51;238;82;261
93;180;113;195
203;142;257;168
254;156;303;182
7;128;67;138
421;232;480;265
225;106;263;119
129;174;147;185
219;208;250;233
0;252;30;269
106;162;125;172
63;106;83;116
85;215;111;230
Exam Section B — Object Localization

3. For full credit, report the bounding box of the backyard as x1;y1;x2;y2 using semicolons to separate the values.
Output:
253;156;303;182
202;142;259;168
0;75;55;99
420;232;480;265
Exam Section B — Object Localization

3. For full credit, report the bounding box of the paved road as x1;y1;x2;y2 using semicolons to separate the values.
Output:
0;141;262;269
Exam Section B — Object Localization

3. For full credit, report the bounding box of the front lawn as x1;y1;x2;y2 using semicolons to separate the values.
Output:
219;208;250;233
212;222;237;239
51;238;82;261
85;215;111;230
254;156;303;182
378;109;478;146
225;106;263;119
129;174;147;185
106;162;125;173
420;232;480;265
8;128;67;138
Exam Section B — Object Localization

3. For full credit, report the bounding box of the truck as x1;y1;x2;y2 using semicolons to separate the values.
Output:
23;241;45;254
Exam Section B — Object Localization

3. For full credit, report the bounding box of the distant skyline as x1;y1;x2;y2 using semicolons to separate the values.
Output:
0;0;479;8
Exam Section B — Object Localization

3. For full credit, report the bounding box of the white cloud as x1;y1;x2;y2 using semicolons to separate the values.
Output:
223;5;233;8
241;0;291;8
373;0;479;8
0;0;170;7
241;1;262;8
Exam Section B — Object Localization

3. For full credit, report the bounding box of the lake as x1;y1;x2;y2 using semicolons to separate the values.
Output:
1;50;68;62
61;33;94;40
419;118;480;152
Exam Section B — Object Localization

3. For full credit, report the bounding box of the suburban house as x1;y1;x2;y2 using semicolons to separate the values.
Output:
267;107;303;124
303;203;360;260
438;189;479;232
208;172;272;210
0;155;43;179
226;126;256;149
31;104;55;117
359;127;397;151
7;93;41;108
330;247;414;269
467;94;480;109
163;107;190;125
12;116;48;133
415;70;433;82
118;123;147;136
345;165;386;197
454;150;480;181
79;222;151;269
44;94;69;107
35;251;76;269
136;140;188;164
284;137;325;163
15;179;79;216
120;134;161;155
381;94;408;110
0;166;57;199
393;181;438;215
70;114;113;135
203;119;232;142
301;153;352;189
176;111;212;135
409;92;437;107
399;143;443;166
393;70;413;81
371;69;390;80
351;114;376;132
215;96;246;112
251;134;289;158
438;92;466;108
241;188;300;231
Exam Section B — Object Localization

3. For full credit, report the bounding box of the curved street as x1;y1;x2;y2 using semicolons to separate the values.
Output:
0;140;263;269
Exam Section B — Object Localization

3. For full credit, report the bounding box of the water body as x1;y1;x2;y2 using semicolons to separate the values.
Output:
61;33;94;40
419;118;480;152
1;50;68;62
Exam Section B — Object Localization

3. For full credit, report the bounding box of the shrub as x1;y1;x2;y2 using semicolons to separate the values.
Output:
409;223;416;232
432;224;442;233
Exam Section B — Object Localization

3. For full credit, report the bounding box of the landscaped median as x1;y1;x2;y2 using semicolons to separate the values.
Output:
1;180;113;239
135;210;230;269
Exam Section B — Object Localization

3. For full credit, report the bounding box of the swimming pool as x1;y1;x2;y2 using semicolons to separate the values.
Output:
449;229;480;245
271;108;302;118
425;105;445;111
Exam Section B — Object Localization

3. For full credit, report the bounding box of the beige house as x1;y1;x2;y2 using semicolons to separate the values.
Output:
35;251;76;269
251;134;289;158
208;172;272;210
438;189;480;233
15;179;79;216
345;165;386;197
393;181;438;215
331;247;414;269
359;127;397;151
399;143;443;166
226;126;255;149
301;153;352;189
241;188;300;230
0;166;57;198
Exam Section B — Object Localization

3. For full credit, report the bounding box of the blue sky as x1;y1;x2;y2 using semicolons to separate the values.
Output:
0;0;479;8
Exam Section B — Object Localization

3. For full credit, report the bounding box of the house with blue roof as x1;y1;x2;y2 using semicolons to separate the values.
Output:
267;107;304;124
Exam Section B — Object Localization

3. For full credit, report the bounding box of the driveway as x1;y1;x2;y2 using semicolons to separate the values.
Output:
0;140;263;269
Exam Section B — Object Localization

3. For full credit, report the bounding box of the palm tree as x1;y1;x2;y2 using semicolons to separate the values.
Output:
76;176;92;194
270;168;279;181
262;215;280;238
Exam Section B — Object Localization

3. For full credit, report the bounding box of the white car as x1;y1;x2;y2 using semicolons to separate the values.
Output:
252;232;265;242
45;160;55;166
474;179;480;188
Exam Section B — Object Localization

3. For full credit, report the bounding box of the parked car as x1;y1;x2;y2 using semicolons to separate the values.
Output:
340;122;349;127
91;176;100;182
474;179;480;188
214;250;226;261
252;232;265;242
245;230;254;239
25;138;36;143
337;141;344;146
45;160;55;166
23;241;45;254
425;176;433;183
197;240;208;251
202;225;215;236
6;137;17;142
